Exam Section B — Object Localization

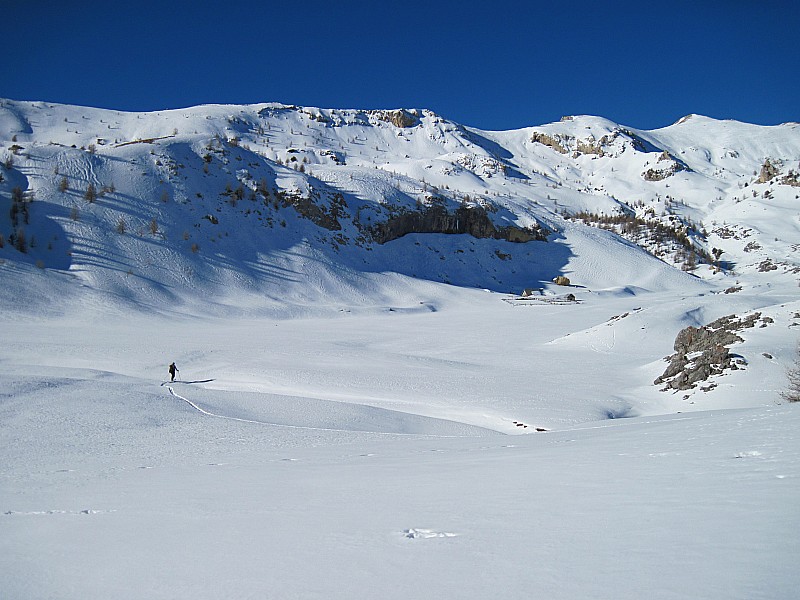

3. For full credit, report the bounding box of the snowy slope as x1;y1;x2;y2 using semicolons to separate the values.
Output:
1;334;798;600
1;99;799;599
2;101;798;305
2;98;797;406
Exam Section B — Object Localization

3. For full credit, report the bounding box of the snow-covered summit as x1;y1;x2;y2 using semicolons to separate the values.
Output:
2;98;797;312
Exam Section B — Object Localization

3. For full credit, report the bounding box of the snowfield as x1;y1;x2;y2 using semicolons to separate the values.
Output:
1;99;799;599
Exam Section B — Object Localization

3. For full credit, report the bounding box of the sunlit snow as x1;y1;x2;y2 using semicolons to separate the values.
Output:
1;100;798;599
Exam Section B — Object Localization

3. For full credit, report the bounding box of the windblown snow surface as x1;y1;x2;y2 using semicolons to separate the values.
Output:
1;100;799;599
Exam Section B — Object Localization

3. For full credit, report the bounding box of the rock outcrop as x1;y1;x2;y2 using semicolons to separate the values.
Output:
642;152;688;181
370;203;548;245
782;170;800;187
655;313;769;391
530;132;568;154
757;158;780;183
755;159;800;186
279;190;347;231
374;109;420;128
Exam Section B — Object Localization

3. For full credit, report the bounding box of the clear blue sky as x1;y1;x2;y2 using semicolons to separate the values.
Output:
4;0;798;130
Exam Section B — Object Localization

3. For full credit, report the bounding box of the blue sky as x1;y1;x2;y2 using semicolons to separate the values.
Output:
4;1;798;130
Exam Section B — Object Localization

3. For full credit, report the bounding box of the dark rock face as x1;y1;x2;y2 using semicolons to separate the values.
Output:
655;313;765;391
276;186;548;246
369;204;548;245
276;187;549;247
642;152;688;181
279;191;347;231
782;170;800;187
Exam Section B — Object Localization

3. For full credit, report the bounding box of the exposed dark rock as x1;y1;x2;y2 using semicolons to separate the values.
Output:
278;191;347;231
620;129;659;153
781;170;800;187
758;259;778;272
744;241;761;252
655;313;766;391
642;151;691;181
370;203;548;245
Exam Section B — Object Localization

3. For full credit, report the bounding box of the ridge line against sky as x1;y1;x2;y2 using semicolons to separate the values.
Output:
3;0;799;131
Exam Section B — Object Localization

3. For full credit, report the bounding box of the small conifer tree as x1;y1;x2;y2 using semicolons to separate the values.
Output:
14;228;27;253
783;345;800;403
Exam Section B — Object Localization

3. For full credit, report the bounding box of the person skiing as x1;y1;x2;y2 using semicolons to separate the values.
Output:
169;362;178;382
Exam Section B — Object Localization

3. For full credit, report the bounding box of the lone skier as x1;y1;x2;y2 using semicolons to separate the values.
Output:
169;362;178;382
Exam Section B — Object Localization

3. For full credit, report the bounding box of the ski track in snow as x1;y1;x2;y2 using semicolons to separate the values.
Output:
163;384;469;438
165;385;277;426
3;509;115;517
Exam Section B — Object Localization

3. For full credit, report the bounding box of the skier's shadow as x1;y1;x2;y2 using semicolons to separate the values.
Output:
161;379;216;386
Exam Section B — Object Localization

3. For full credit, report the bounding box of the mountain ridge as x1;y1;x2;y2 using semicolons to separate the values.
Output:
1;98;798;314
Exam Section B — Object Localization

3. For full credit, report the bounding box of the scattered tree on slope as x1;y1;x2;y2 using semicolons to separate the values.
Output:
568;210;712;271
783;344;800;403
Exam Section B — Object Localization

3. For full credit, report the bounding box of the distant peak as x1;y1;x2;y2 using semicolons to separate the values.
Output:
674;114;697;125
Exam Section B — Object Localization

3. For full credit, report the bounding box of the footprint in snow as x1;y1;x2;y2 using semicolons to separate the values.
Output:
403;528;458;539
734;450;763;459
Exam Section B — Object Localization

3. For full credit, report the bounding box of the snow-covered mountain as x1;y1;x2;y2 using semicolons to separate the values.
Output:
2;99;799;599
2;99;798;309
